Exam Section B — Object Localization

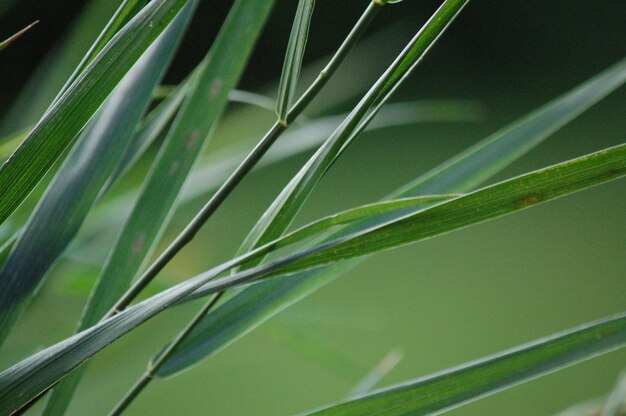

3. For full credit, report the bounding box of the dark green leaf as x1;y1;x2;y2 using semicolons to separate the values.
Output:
236;0;470;264
154;58;626;377
0;0;192;225
0;144;623;413
276;0;315;122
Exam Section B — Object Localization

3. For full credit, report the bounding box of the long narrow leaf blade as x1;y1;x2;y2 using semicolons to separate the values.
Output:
38;6;197;415
0;2;194;350
0;144;624;413
238;0;470;263
276;0;315;122
80;0;275;328
154;59;626;376
0;0;191;224
269;144;626;275
307;314;626;416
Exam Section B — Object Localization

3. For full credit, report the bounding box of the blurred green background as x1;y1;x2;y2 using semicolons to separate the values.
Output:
1;0;624;415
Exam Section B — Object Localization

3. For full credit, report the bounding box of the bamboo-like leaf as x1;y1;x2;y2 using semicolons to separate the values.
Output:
0;144;624;414
29;3;275;411
306;314;626;415
56;0;147;100
75;100;480;257
36;7;196;415
276;0;315;122
0;2;194;350
0;21;38;52
153;59;626;377
0;0;192;225
265;144;626;276
0;0;129;135
236;0;470;265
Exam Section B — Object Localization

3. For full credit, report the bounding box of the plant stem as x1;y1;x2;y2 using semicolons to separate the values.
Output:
109;292;224;416
108;3;386;413
104;0;384;320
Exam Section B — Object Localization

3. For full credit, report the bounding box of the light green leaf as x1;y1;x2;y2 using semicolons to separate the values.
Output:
0;144;624;413
70;100;479;267
306;313;626;415
153;59;626;377
236;0;470;265
0;0;192;225
276;0;315;122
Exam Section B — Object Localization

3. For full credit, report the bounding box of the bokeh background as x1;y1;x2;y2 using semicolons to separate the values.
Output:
1;0;625;415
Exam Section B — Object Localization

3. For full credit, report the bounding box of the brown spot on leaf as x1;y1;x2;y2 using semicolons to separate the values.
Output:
515;194;542;209
208;78;223;99
185;130;200;149
132;233;146;255
168;160;180;176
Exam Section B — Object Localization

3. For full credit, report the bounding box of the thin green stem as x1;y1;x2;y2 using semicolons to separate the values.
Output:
109;292;224;415
108;3;385;412
104;0;384;320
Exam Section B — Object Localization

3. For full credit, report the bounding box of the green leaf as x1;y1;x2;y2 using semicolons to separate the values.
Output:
236;0;470;264
56;0;147;99
276;0;315;122
42;5;277;411
0;21;38;52
0;0;192;225
0;0;123;135
72;100;478;267
36;7;197;415
153;59;626;377
306;314;626;415
0;2;194;350
267;144;626;275
0;144;624;413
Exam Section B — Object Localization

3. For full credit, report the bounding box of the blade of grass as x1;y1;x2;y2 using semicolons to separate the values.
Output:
236;0;470;266
0;143;624;414
0;0;192;225
153;59;626;377
0;21;39;53
0;0;121;135
0;2;194;350
35;6;197;415
54;0;147;102
105;0;387;315
306;313;626;416
276;0;315;123
29;7;278;413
